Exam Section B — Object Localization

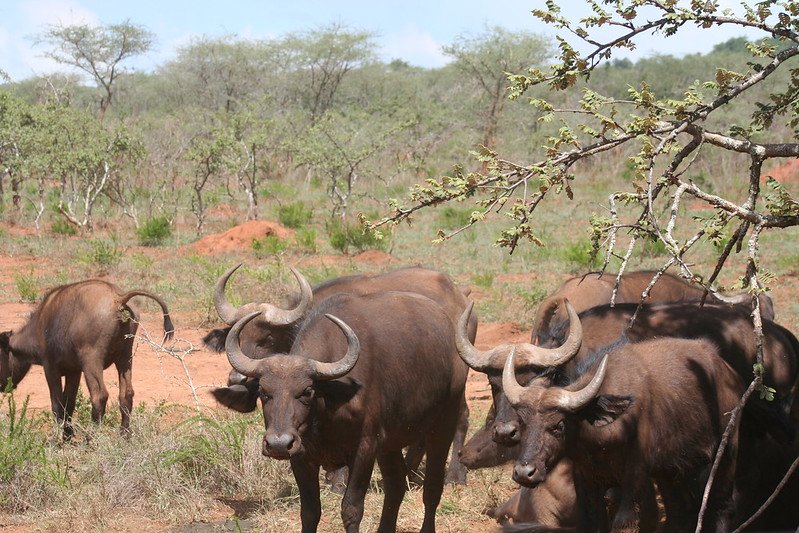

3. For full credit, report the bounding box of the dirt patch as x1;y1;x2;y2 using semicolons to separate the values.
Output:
352;250;393;265
192;220;294;256
765;158;799;184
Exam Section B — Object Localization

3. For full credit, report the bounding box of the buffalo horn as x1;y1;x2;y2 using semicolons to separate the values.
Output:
214;263;245;325
310;314;360;380
455;302;512;371
501;347;526;408
515;299;583;367
553;354;609;412
259;267;313;326
225;311;264;378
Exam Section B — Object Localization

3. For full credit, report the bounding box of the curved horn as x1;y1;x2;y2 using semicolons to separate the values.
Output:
530;296;561;343
553;354;609;412
455;301;514;371
516;299;583;367
224;311;264;378
214;263;245;325
456;302;489;371
259;267;313;326
310;314;360;380
502;347;527;408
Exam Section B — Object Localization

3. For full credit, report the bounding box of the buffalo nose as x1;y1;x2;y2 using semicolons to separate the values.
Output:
512;463;540;487
264;433;296;457
493;422;520;445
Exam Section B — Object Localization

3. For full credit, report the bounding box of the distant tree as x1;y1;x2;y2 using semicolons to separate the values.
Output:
35;20;154;120
281;23;376;124
443;26;550;154
187;126;233;235
161;36;277;114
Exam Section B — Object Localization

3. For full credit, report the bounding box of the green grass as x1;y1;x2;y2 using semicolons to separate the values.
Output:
137;216;172;246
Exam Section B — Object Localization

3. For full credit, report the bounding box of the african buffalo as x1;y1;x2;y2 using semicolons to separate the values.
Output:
221;290;467;533
207;264;477;485
0;280;174;439
531;269;774;343
503;338;744;531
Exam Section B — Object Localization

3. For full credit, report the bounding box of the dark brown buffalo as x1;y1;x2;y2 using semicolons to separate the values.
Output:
206;264;477;485
503;338;744;531
0;280;174;439
221;291;467;533
531;269;774;343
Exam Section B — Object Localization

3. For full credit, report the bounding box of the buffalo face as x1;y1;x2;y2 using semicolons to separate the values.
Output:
223;310;360;461
503;349;625;489
0;331;31;390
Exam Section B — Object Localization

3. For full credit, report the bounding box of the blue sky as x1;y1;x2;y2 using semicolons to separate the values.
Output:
0;0;760;82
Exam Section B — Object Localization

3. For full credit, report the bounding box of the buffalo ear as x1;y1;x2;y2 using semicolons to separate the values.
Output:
211;383;259;413
579;394;633;427
203;328;230;353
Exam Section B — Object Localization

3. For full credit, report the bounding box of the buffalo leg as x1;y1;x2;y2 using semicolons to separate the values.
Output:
61;370;81;440
82;359;109;425
419;407;458;533
341;441;376;533
291;456;322;533
444;394;469;485
115;356;134;435
43;364;67;439
376;449;408;533
574;475;609;533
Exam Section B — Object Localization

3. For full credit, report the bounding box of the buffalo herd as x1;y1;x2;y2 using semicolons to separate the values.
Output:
1;266;797;532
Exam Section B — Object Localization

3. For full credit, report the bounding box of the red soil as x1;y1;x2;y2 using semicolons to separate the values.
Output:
192;220;295;255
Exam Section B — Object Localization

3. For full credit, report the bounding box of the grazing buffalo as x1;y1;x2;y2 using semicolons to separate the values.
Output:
222;291;467;533
207;264;477;485
531;269;774;343
0;280;174;439
503;338;744;531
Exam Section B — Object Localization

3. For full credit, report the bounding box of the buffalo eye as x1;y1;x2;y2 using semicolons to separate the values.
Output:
298;387;314;404
260;391;272;403
551;420;565;437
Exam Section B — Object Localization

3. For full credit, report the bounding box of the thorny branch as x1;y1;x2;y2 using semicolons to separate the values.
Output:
366;1;799;526
131;324;203;413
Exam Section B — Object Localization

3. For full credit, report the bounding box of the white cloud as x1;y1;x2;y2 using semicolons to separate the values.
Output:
21;0;98;28
382;25;449;68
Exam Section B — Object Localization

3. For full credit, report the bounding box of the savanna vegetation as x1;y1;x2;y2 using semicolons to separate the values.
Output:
1;1;799;531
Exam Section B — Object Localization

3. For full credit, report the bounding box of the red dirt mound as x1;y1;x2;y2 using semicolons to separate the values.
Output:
765;158;799;184
192;220;294;255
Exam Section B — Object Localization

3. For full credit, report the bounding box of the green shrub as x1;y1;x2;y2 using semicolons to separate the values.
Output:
50;219;77;236
639;237;668;258
327;221;387;254
295;227;318;253
278;202;313;229
562;240;599;271
252;235;287;258
0;392;47;483
471;272;494;289
137;216;172;246
84;238;123;270
14;271;38;302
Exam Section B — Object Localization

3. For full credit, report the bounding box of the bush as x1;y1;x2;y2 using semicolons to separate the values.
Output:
83;238;123;270
471;272;494;289
0;392;47;483
252;235;287;258
14;271;38;303
137;216;172;246
295;228;318;253
278;202;313;229
327;221;387;254
561;240;599;271
50;219;77;236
